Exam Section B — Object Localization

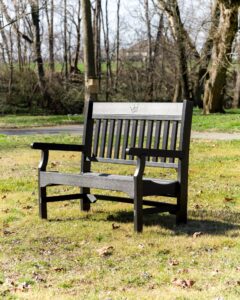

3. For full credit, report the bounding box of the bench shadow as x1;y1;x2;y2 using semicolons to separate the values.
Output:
106;209;240;236
50;209;240;236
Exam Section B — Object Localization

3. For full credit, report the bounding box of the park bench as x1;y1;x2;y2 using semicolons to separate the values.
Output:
31;100;193;232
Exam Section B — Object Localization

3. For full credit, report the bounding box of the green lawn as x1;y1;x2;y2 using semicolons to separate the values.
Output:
0;115;84;129
0;134;240;299
1;108;239;132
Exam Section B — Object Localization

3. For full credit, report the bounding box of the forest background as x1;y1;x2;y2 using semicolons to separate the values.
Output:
0;0;240;115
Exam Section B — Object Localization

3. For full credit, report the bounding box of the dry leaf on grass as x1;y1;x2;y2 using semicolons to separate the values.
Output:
224;197;234;202
96;246;114;257
177;268;189;274
193;231;203;238
22;205;33;210
168;259;179;266
112;223;120;230
172;278;195;288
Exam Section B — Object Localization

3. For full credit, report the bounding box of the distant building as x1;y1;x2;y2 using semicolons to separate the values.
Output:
120;40;150;61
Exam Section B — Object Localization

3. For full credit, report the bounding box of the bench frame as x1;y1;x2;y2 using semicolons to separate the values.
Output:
32;100;193;232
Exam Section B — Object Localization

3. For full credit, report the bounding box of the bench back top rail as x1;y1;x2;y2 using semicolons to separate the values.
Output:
83;101;192;169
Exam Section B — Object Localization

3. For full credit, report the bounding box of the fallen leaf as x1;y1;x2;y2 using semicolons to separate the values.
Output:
22;205;33;210
177;268;189;274
172;278;195;288
224;197;234;202
53;267;65;272
194;204;201;209
96;246;114;257
51;162;58;167
193;232;203;238
17;282;30;291
112;223;120;230
3;230;14;236
168;259;179;266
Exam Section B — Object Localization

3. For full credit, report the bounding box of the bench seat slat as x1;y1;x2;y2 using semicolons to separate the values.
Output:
40;171;179;198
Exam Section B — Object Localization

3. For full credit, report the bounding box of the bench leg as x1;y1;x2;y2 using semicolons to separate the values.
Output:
39;187;47;219
80;188;91;211
133;181;143;233
176;194;187;224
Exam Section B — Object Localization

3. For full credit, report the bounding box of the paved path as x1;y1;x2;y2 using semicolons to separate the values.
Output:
0;125;239;140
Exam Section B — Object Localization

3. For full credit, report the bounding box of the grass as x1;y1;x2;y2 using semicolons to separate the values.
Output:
0;134;240;299
192;108;240;132
0;108;239;132
0;115;84;129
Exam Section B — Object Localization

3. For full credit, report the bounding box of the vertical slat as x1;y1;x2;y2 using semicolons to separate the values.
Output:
153;121;161;162
114;120;123;159
146;120;153;161
99;119;108;157
138;120;145;148
129;120;138;160
107;120;115;158
93;119;101;157
169;121;179;163
161;121;170;162
121;120;130;159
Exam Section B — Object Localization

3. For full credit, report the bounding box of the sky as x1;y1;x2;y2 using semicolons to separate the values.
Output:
106;0;212;49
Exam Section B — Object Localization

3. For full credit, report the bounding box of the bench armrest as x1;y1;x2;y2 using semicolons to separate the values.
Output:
31;142;85;152
126;148;184;159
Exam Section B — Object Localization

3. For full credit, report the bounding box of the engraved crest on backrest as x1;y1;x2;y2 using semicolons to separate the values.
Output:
130;104;139;113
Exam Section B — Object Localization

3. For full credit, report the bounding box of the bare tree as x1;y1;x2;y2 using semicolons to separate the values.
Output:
29;0;51;107
203;0;239;113
157;0;192;101
115;0;121;91
45;0;55;75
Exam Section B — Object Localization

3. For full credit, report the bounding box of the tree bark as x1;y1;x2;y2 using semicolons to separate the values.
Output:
45;0;55;75
94;0;101;84
64;0;68;79
157;0;191;101
115;0;121;91
203;2;238;114
193;0;220;108
74;0;81;72
82;0;97;101
144;0;154;101
30;0;52;107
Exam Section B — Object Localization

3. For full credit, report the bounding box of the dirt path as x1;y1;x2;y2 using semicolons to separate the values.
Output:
0;125;239;140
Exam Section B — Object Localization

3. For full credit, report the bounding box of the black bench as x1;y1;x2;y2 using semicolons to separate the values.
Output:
32;100;193;232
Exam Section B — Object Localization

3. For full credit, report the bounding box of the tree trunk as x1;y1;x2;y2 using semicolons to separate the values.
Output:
64;0;68;79
157;0;191;101
74;0;81;72
233;66;240;108
203;3;238;114
45;0;55;75
144;0;154;101
193;0;220;108
94;0;101;86
115;0;121;91
82;0;97;101
30;0;51;107
102;0;113;101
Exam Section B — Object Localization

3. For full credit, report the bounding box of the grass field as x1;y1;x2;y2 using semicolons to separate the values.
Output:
0;108;239;132
0;133;240;299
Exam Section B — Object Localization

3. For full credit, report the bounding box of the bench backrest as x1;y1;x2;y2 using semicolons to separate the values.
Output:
82;100;193;170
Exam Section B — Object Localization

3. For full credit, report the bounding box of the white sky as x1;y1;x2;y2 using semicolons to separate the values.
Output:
106;0;212;49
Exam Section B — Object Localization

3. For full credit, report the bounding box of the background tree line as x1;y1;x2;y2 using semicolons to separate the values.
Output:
0;0;240;115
